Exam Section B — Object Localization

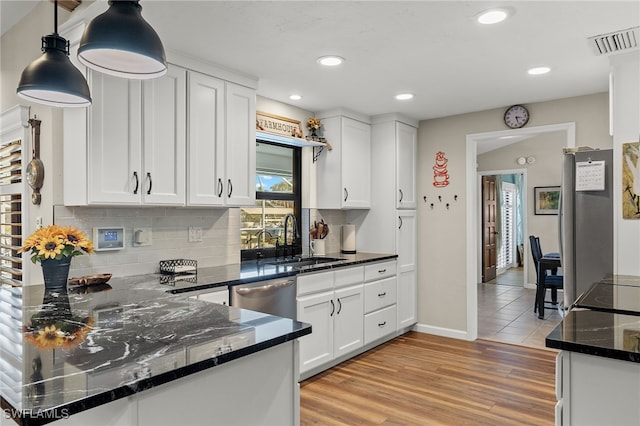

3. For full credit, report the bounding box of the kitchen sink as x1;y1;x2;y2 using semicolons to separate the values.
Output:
266;256;345;268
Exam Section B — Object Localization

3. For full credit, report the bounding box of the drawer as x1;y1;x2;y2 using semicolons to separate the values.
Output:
364;276;397;314
364;305;397;345
334;266;364;288
297;270;334;296
364;261;397;282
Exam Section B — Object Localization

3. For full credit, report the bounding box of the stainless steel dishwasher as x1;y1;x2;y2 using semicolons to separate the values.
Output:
230;277;297;319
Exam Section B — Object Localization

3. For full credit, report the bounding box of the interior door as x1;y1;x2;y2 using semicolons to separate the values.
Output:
482;176;497;282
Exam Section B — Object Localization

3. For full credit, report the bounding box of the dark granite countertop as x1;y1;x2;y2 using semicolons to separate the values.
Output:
1;278;311;425
159;252;398;294
546;275;640;363
1;252;396;425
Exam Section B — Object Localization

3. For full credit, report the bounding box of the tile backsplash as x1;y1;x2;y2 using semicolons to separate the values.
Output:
54;205;241;278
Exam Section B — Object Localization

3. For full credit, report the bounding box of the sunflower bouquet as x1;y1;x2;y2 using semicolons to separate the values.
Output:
23;313;94;350
20;225;94;264
306;117;321;131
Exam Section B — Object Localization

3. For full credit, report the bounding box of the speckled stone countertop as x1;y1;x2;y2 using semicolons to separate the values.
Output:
545;275;640;363
1;252;396;425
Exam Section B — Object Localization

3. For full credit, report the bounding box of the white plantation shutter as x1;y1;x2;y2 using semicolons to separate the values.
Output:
0;105;29;409
498;183;516;270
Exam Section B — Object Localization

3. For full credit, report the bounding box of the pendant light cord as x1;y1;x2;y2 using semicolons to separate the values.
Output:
54;0;58;35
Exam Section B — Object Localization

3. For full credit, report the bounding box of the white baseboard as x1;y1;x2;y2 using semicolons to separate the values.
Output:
414;323;471;341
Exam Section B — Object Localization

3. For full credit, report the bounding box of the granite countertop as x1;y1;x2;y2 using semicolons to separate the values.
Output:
546;275;640;363
159;252;398;294
1;278;310;425
1;252;396;425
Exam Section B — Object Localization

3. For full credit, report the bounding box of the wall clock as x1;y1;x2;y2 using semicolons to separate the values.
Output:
504;105;529;129
27;118;44;205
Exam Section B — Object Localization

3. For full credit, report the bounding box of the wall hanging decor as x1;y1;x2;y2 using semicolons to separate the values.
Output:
622;141;640;219
433;151;450;187
534;186;561;215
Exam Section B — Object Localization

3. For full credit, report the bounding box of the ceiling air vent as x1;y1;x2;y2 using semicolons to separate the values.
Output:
588;26;639;56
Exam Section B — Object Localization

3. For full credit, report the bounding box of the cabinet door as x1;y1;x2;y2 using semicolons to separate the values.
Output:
143;64;186;205
396;122;417;209
397;269;417;329
397;210;416;273
88;72;142;204
341;117;371;208
334;284;364;358
297;290;334;374
187;71;225;206
224;83;256;206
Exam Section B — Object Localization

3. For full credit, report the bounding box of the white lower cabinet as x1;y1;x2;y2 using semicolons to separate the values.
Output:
297;267;364;375
297;260;400;378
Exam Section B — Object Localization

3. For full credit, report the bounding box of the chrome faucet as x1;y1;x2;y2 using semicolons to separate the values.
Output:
282;213;299;258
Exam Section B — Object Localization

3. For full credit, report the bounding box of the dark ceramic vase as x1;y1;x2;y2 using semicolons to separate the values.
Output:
40;257;72;290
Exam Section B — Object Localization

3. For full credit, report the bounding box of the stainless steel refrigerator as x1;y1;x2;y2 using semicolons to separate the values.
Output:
559;148;614;310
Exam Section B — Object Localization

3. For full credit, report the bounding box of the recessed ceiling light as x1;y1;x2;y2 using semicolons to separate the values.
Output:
317;56;344;66
395;93;414;100
289;94;302;100
528;66;551;75
477;9;508;25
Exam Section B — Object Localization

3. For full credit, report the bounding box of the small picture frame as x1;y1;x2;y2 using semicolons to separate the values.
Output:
534;186;561;215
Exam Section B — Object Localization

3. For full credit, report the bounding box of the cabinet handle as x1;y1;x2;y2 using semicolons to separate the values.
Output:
337;298;342;315
227;179;233;198
399;189;403;203
217;178;223;197
378;321;386;327
378;292;386;297
343;188;348;202
398;216;403;230
133;172;139;194
330;299;335;317
146;172;152;195
378;269;387;274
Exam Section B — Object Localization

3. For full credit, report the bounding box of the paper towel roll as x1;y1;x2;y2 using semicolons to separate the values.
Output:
341;224;356;254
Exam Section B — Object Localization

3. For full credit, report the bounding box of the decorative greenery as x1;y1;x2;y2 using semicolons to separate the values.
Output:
20;225;94;264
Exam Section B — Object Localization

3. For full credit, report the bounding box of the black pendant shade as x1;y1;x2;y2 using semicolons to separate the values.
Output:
78;0;167;79
16;3;91;108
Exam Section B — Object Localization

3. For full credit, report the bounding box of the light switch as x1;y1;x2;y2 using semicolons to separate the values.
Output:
133;227;152;247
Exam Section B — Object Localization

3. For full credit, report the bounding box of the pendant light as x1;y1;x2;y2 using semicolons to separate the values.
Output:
16;0;92;108
77;0;167;79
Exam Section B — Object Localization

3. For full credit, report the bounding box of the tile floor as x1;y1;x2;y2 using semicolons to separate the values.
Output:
478;268;562;350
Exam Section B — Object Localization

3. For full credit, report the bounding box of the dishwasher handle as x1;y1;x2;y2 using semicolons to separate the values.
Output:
234;279;295;297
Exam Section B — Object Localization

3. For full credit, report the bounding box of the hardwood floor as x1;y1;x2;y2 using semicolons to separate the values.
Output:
300;331;556;425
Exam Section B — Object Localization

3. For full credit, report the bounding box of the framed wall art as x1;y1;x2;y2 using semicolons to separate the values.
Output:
534;186;561;215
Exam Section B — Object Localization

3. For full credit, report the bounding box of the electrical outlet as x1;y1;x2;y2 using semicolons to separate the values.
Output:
35;217;43;228
188;226;203;242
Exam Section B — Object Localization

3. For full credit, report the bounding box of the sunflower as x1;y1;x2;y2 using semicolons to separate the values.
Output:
35;236;64;260
59;226;83;247
29;325;67;350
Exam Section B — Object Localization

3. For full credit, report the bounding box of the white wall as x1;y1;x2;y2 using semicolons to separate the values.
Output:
417;93;611;336
611;52;640;276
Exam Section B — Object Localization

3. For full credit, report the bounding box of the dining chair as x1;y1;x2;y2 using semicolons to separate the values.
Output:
529;235;563;318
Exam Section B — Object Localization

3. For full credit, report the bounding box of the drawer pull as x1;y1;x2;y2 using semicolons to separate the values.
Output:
378;269;387;274
378;292;386;297
378;321;387;327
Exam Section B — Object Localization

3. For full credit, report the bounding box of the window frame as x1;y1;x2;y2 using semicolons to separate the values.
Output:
240;141;302;260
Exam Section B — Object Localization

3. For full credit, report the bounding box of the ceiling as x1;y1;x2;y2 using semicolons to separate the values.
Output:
2;1;639;123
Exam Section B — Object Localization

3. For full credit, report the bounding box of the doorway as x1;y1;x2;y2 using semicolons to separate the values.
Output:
480;173;524;287
464;122;576;341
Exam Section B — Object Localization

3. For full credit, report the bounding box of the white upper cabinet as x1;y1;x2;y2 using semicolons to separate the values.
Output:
224;83;256;206
316;114;371;209
187;72;255;207
142;65;187;205
83;64;186;205
396;122;417;209
187;71;225;206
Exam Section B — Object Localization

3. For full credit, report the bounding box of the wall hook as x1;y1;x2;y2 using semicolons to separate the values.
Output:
454;195;458;201
446;203;450;210
423;196;427;202
438;195;442;202
430;203;434;209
